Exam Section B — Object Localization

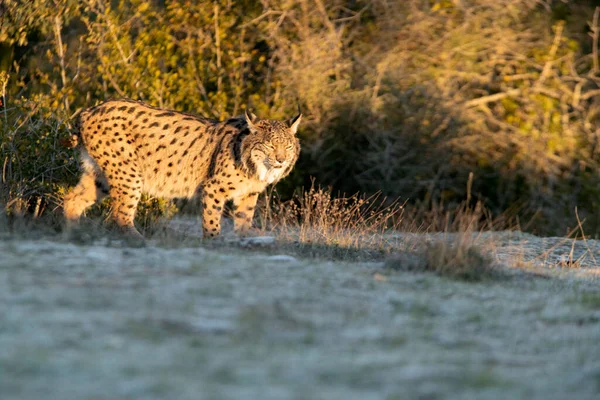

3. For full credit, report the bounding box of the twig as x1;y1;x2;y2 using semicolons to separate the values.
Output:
314;0;338;38
53;13;70;111
463;89;522;108
240;10;284;28
214;3;222;104
1;72;8;125
575;207;598;267
590;7;599;74
581;88;600;100
536;21;563;87
534;225;580;262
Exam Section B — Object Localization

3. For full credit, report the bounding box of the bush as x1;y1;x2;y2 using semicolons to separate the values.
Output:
0;97;79;215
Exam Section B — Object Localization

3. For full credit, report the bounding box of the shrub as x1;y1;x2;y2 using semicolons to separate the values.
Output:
0;98;79;215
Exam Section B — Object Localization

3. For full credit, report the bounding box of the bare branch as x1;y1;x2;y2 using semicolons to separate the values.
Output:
589;7;600;74
463;89;522;108
53;14;69;110
536;21;563;87
240;10;284;28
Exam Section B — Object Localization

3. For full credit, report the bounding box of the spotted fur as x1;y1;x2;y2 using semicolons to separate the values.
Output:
63;99;301;238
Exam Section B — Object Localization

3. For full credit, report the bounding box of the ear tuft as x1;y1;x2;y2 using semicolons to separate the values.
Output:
288;113;302;134
245;109;258;127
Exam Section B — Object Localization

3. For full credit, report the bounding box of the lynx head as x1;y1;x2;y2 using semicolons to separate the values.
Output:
242;110;302;183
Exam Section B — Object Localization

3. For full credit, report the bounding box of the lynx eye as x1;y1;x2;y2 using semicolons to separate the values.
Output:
264;143;275;150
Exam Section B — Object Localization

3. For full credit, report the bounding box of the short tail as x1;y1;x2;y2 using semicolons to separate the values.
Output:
60;108;83;149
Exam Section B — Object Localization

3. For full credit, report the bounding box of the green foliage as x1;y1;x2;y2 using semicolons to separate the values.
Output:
0;0;80;46
0;98;79;213
78;0;272;118
135;194;179;233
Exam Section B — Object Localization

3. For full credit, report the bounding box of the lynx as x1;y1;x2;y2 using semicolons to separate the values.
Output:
63;99;301;238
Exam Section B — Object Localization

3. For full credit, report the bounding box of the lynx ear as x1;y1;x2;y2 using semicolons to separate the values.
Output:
288;113;302;134
245;109;258;129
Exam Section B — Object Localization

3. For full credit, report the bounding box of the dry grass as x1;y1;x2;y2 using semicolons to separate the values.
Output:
383;195;503;281
385;236;498;282
258;184;404;254
251;183;512;276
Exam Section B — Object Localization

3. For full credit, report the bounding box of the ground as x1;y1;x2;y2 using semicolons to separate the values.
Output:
1;227;599;400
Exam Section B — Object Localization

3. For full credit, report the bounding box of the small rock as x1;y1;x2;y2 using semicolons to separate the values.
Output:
239;236;276;247
264;255;298;263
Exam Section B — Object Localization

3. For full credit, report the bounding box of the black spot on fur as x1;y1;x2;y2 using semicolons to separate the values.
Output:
187;137;199;150
156;112;175;117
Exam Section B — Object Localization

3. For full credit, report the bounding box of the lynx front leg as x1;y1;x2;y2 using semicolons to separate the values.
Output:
232;192;259;235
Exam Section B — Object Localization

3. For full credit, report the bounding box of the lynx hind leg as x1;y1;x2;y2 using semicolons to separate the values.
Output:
107;185;143;238
105;164;144;239
201;180;225;238
63;153;109;222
